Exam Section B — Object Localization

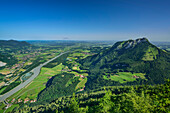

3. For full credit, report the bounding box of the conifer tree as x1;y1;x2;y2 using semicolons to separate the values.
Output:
99;89;113;113
68;93;80;113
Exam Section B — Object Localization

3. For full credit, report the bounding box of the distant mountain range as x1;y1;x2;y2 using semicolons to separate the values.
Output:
0;40;30;47
80;38;170;90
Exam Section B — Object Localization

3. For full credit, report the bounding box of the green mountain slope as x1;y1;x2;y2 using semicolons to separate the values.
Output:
80;38;170;90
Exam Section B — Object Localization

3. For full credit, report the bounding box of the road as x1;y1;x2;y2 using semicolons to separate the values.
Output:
0;52;68;102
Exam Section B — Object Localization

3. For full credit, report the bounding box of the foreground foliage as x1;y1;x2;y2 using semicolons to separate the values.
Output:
13;79;170;113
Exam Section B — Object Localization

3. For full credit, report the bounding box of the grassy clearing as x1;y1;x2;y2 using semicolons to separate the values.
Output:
142;46;158;61
76;77;87;90
82;50;90;53
103;72;145;83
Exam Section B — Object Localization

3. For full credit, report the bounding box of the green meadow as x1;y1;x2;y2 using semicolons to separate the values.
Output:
103;72;146;83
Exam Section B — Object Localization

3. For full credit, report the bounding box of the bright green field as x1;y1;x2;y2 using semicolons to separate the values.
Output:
7;63;65;102
103;72;145;83
76;77;87;90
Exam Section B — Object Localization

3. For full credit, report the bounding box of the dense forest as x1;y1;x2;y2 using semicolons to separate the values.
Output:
37;73;80;104
13;79;170;113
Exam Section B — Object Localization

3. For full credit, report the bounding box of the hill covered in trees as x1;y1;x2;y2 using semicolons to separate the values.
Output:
80;38;170;90
0;40;30;47
0;40;32;66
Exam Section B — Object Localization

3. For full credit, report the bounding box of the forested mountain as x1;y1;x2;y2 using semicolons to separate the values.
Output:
80;38;170;90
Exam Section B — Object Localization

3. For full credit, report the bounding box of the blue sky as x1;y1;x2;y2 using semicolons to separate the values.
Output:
0;0;170;41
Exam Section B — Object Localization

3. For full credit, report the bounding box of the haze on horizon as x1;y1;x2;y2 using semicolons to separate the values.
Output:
0;0;170;42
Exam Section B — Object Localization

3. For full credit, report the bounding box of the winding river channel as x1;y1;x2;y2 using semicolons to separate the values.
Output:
0;52;68;102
